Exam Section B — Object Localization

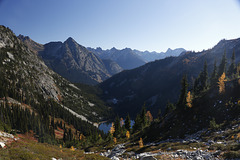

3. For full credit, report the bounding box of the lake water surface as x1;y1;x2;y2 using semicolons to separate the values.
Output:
98;120;134;133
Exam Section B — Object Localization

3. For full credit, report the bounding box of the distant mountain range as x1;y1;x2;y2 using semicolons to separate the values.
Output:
19;35;185;85
134;48;186;62
88;47;186;69
87;47;146;70
99;38;240;117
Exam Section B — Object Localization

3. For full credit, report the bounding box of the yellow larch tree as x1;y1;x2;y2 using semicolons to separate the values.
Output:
186;91;192;108
139;138;143;148
79;133;85;141
237;133;240;139
126;130;130;139
109;122;115;135
113;137;117;144
217;72;227;94
145;111;153;123
70;146;75;151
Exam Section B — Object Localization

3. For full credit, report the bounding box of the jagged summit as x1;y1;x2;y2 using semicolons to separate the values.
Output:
19;36;122;84
64;37;77;44
18;34;30;41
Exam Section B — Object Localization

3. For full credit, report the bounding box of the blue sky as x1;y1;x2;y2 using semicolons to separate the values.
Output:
1;0;240;52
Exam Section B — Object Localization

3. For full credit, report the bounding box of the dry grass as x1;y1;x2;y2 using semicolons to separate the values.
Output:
0;134;109;160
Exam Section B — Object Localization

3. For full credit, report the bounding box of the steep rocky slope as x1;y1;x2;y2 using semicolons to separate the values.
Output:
19;36;122;85
0;25;110;123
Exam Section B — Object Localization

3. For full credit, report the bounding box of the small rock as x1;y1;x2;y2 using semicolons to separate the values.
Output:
140;156;157;160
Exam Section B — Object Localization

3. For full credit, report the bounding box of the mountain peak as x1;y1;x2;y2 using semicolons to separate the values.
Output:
65;37;77;44
123;47;132;52
110;47;117;51
166;48;172;53
18;34;30;41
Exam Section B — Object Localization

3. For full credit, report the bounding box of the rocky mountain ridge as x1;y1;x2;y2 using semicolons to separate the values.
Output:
19;35;122;85
99;37;240;117
88;47;146;70
88;47;186;70
133;47;186;62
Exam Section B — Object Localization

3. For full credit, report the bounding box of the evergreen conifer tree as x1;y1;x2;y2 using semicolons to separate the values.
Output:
201;61;208;90
124;113;131;132
177;75;188;110
210;60;218;86
133;114;141;132
194;61;208;94
114;115;121;137
227;50;236;79
218;51;227;77
140;104;147;129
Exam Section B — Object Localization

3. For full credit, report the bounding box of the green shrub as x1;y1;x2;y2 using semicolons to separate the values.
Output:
223;151;240;159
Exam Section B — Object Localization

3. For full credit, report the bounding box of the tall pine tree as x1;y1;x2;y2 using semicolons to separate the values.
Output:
194;61;208;94
177;75;188;110
218;51;227;77
227;50;236;79
210;60;218;86
114;115;121;137
124;113;131;132
140;104;147;129
201;61;208;90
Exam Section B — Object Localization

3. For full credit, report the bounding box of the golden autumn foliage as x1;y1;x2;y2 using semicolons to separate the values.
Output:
113;137;117;144
109;122;115;135
139;138;143;148
70;146;75;151
218;72;227;94
237;64;240;77
59;144;63;153
145;111;153;123
237;133;240;139
79;134;85;141
186;91;192;108
126;131;130;139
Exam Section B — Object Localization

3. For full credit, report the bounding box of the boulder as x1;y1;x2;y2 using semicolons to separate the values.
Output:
0;142;5;148
140;156;157;160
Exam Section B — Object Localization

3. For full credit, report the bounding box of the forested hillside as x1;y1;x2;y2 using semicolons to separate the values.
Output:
0;25;111;146
99;38;240;118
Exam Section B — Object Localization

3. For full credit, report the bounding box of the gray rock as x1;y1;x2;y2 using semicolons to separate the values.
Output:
140;156;157;160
